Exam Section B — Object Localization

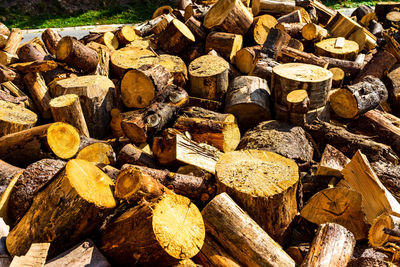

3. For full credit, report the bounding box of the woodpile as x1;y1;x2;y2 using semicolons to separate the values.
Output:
2;0;400;265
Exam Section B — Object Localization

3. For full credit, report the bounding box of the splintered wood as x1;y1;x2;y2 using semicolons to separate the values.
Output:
2;0;400;265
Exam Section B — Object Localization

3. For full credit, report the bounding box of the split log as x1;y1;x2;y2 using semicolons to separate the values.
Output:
10;60;58;73
316;144;349;177
202;192;296;266
122;164;216;203
44;239;110;267
351;5;376;26
277;10;303;23
134;14;172;37
342;151;400;224
173;107;241;152
354;50;397;83
315;38;359;60
302;223;356;267
329;67;345;88
115;25;138;45
300;187;368;240
1;81;35;111
369;213;400;248
49;94;90;137
249;54;280;82
121;85;188;143
280;46;329;68
205;32;242;63
0;51;19;65
110;48;155;78
157;19;195;54
17;43;47;62
3;28;23;54
7;159;66;224
10;243;50;267
188;55;229;100
42;28;61;55
215;149;298;244
100;194;205;266
6;159;115;257
0;123;81;166
249;15;278;45
0;23;9;36
301;23;328;41
23;72;51;119
117;144;158;168
153;128;221;174
0;64;16;83
56;36;99;73
252;0;296;16
235;45;261;74
276;22;305;39
120;64;172;108
330;75;388;119
0;100;37;137
305;120;398;163
272;62;332;109
185;16;206;41
224;75;271;131
203;0;253;35
51;75;114;138
261;28;291;60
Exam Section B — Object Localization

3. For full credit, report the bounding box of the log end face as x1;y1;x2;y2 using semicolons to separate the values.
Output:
330;88;358;119
46;122;80;159
369;213;393;248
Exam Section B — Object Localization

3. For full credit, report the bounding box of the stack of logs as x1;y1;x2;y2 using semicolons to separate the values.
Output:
2;0;400;266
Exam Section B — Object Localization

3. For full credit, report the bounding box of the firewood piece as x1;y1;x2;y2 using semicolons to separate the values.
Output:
261;28;291;60
206;49;241;80
121;64;171;108
375;2;400;21
17;43;46;62
249;55;280;81
0;160;21;198
153;5;173;18
286;89;309;113
0;51;18;65
369;20;384;37
121;86;188;143
157;19;195;54
188;97;222;111
202;192;296;266
277;10;303;23
330;76;388;119
285;244;310;265
252;0;296;16
280;46;329;68
348;257;392;267
300;187;368;240
42;28;61;55
385;65;400;114
275;102;330;125
306;1;336;25
386;11;400;25
354;50;397;83
155;54;188;88
95;32;119;50
205;32;242;63
110;48;156;78
23;72;51;119
115;26;138;45
371;160;400;203
3;28;22;54
173;107;241;152
115;166;171;202
117;143;157;168
76;143;115;165
10;60;58;73
276;22;305;39
10;243;50;267
122;164;215;202
235;45;261;74
0;23;9;36
204;0;253;35
134;14;170;37
316;144;350;177
44;239;110;267
352;5;376;26
250;15;278;45
7;159;66;224
369;213;400;248
188;55;229;100
56;36;99;73
100;194;205;266
302;223;355;267
342;150;400;224
185;16;206;41
2;81;36;111
329;67;345;88
315;38;359;60
0;100;37;137
153;129;221;173
51;75;114;138
0;64;16;83
216;149;298;244
6;159;116;257
239;120;313;163
272;62;332;109
225;75;271;131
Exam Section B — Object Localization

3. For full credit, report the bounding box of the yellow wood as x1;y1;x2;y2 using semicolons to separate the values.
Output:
76;143;114;165
330;89;358;119
46;122;80;159
0;100;37;136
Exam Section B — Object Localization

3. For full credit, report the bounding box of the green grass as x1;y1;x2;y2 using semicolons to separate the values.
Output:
322;0;400;9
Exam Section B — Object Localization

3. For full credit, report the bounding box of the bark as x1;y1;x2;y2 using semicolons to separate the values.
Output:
117;144;158;169
205;31;243;63
42;28;62;55
354;50;397;83
0;100;37;137
3;28;23;54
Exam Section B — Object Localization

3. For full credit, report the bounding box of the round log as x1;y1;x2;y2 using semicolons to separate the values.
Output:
17;43;46;62
117;143;157;168
156;54;187;88
215;149;299;244
235;45;261;74
205;32;243;63
0;100;37;137
100;194;205;266
369;213;400;248
96;31;119;50
315;38;359;60
41;29;62;55
250;15;278;45
110;48;156;78
188;55;229;100
76;143;115;165
46;122;80;159
329;67;345;88
301;23;329;41
115;26;139;45
157;19;195;54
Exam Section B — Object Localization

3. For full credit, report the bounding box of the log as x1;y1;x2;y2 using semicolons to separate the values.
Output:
17;43;47;62
351;5;376;26
342;150;400;224
115;25;138;45
301;223;356;267
354;50;397;83
76;143;115;165
94;32;119;51
330;76;388;119
0;123;81;166
276;22;305;39
329;67;345;88
249;54;280;82
215;149;298;244
173;107;241;152
0;100;37;137
56;36;99;73
272;62;332;109
316;144;350;177
155;54;188;88
6;159;116;257
0;23;9;36
153;128;221;174
375;2;400;22
300;187;368;240
224;75;272;131
369;213;400;248
261;28;291;60
157;19;195;54
280;46;329;68
284;89;310;125
42;28;62;55
205;32;243;63
0;64;16;83
274;102;330;125
207;49;241;80
287;38;304;51
249;15;278;45
49;94;90;137
371;160;400;203
301;23;328;41
117;143;157;168
120;64;172;108
23;72;51;119
315;38;359;60
285;244;310;265
100;194;205;266
10;60;58;73
185;16;206;41
277;10;303;23
110;48;156;78
7;159;66;225
3;28;23;54
188;55;229;100
369;20;384;38
1;81;36;111
0;160;22;197
44;239;110;267
203;0;253;35
10;243;50;267
235;45;261;74
51;75;114;138
134;14;171;37
384;65;400;114
153;5;173;18
252;0;296;16
0;51;18;65
202;192;296;266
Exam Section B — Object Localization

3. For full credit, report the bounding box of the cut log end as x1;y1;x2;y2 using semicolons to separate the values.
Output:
0;100;37;136
315;38;359;60
330;88;358;119
76;143;114;165
56;37;72;61
369;213;400;248
121;69;155;108
115;167;143;200
273;62;332;83
189;55;228;78
46;122;80;159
